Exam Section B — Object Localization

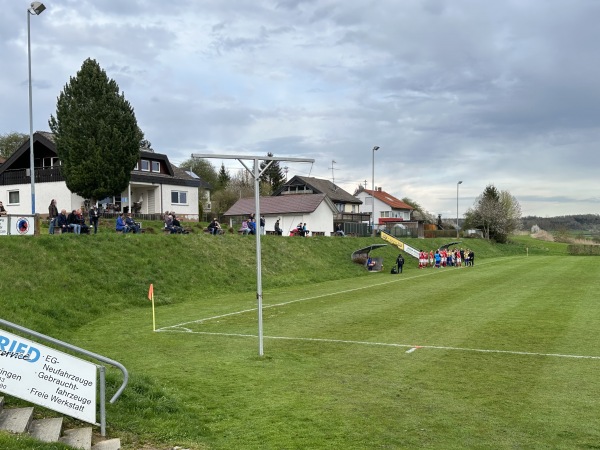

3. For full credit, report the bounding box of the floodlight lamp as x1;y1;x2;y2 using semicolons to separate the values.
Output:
29;2;46;15
373;146;380;151
458;180;463;185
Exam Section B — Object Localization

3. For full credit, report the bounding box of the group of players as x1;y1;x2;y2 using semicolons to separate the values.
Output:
418;248;475;269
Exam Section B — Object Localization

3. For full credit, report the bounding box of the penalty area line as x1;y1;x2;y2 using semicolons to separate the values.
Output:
157;329;600;361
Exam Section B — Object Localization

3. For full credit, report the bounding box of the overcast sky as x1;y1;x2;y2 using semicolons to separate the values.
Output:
2;0;599;219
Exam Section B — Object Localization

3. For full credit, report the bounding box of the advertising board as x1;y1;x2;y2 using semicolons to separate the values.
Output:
0;329;97;424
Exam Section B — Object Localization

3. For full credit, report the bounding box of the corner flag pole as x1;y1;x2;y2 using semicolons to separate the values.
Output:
148;284;156;331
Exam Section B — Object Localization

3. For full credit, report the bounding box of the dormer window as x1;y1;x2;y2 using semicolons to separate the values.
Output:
152;161;160;172
134;161;139;170
141;160;150;172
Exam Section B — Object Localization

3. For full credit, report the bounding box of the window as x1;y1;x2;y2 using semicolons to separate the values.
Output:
134;161;139;170
8;191;20;205
141;160;150;171
335;203;344;212
151;161;160;172
171;191;188;205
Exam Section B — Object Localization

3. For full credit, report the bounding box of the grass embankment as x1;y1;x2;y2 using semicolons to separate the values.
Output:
3;233;592;449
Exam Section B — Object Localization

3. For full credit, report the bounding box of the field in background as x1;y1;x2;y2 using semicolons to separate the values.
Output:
1;234;598;449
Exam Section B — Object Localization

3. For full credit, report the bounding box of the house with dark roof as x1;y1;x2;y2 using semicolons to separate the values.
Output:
224;176;370;236
0;132;202;219
273;175;369;223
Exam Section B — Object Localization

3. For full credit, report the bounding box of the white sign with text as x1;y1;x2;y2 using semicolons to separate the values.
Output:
0;329;97;424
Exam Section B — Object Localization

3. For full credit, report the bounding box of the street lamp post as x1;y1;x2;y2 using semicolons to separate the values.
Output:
28;1;46;214
371;146;379;237
456;180;463;238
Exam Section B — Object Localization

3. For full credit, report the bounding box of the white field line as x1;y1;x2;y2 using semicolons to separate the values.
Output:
158;258;511;333
158;329;600;361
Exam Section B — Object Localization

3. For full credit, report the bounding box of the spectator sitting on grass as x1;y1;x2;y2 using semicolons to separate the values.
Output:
240;220;250;235
67;210;81;235
57;209;69;233
76;209;90;234
116;213;129;233
171;213;184;234
208;218;221;235
125;213;141;234
247;218;256;235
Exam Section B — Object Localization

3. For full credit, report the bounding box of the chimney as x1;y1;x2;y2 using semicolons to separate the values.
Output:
377;187;382;192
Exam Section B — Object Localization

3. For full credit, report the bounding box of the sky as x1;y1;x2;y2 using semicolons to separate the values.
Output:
2;0;600;219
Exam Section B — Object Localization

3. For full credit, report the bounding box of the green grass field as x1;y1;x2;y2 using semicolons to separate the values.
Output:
1;233;599;449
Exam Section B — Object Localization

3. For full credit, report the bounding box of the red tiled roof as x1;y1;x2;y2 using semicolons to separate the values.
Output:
364;189;413;210
224;194;331;216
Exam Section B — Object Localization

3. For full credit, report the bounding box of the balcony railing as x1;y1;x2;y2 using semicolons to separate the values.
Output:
0;167;64;186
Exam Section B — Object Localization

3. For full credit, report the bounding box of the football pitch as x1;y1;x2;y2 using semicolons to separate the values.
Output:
98;254;600;448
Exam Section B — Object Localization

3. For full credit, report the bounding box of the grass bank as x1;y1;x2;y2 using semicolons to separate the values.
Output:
1;233;585;449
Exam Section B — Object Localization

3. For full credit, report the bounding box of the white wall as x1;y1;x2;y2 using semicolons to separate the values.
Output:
159;183;199;220
0;182;85;216
263;201;336;236
0;181;199;219
354;191;410;223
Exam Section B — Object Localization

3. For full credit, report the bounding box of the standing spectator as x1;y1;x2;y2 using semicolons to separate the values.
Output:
396;254;405;274
468;250;475;266
260;216;266;235
89;205;99;234
56;209;69;233
0;201;7;216
274;219;283;236
48;199;58;234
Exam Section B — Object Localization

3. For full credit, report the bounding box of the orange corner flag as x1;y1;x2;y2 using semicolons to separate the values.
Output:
148;283;154;301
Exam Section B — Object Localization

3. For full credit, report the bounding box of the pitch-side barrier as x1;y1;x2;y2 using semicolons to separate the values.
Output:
380;231;419;259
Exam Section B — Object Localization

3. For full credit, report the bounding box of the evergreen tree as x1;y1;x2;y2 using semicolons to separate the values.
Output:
217;163;231;189
48;58;143;200
260;153;285;193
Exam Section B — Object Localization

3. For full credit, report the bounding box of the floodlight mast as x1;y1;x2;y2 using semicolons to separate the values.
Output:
191;153;314;356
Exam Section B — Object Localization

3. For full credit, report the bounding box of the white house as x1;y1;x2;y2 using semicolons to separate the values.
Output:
0;132;202;219
223;194;339;236
354;187;413;227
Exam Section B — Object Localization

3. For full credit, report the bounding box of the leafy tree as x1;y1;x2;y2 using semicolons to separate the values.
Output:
48;58;143;200
260;153;285;193
463;184;521;242
179;157;218;188
0;132;28;158
402;197;436;223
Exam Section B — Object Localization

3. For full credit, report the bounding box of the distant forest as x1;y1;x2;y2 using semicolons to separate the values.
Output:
521;214;600;232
